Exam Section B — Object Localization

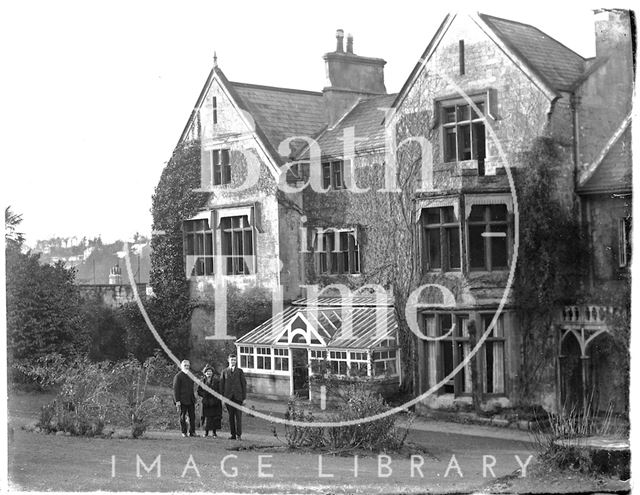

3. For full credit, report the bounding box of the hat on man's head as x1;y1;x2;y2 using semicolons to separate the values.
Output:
202;365;214;374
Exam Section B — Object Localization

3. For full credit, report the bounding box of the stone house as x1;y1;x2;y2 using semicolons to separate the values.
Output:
386;11;633;414
172;11;632;411
556;9;633;414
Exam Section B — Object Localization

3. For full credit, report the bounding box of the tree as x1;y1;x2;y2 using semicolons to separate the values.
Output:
6;249;86;359
5;206;25;248
80;297;128;361
116;140;209;361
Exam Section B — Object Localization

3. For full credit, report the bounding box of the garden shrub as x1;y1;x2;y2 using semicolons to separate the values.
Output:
36;352;178;438
38;359;114;435
10;353;69;391
326;383;408;452
281;384;410;453
103;352;175;437
283;397;325;448
533;402;629;478
80;298;128;361
38;402;56;433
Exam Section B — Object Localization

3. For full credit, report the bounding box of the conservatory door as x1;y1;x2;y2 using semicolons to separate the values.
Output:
291;348;309;399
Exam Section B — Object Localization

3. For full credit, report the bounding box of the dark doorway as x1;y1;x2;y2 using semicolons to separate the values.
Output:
560;333;583;412
588;333;627;414
291;348;309;399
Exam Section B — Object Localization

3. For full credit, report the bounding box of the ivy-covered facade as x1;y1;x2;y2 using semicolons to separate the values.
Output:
169;11;632;412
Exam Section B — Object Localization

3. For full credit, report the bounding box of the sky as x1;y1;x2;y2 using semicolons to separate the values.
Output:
0;0;631;245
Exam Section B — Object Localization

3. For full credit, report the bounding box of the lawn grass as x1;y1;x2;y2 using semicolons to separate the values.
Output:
7;390;631;493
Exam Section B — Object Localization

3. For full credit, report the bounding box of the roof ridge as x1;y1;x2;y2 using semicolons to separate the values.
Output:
230;81;323;97
328;93;397;131
578;112;632;188
177;67;215;147
479;12;586;61
327;97;365;131
216;68;286;169
360;92;398;102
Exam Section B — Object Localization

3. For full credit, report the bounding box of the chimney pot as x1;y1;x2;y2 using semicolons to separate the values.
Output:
346;33;353;54
336;29;344;53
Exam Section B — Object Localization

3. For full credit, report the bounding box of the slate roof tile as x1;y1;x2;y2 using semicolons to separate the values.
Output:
480;14;586;91
312;94;397;159
230;82;327;158
579;127;633;194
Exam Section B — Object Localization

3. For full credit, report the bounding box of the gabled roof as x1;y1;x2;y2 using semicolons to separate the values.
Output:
479;14;587;92
578;121;632;194
310;94;397;159
177;67;327;165
392;13;587;112
230;81;327;159
236;299;397;349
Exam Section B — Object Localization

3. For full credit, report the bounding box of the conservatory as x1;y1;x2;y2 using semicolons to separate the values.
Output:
235;296;400;401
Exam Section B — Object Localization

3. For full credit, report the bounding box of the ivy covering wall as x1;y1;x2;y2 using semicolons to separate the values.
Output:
121;140;209;360
512;137;586;405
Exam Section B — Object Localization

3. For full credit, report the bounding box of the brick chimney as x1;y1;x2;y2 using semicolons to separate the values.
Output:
593;9;634;105
323;29;387;125
594;9;634;59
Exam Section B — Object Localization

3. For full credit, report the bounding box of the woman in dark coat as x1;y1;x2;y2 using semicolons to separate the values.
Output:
197;365;222;437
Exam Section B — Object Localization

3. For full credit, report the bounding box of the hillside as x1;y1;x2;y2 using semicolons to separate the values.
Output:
33;236;151;285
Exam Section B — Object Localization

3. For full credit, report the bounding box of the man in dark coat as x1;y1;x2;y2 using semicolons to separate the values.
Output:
219;354;246;440
173;359;196;437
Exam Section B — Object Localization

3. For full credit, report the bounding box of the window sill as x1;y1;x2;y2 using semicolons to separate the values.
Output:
243;369;290;376
317;272;362;277
222;273;256;279
468;269;509;276
189;273;257;280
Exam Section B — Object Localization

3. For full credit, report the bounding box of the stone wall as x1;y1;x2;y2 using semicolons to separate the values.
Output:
583;193;632;291
245;372;291;399
78;283;149;308
188;78;296;343
408;14;556;170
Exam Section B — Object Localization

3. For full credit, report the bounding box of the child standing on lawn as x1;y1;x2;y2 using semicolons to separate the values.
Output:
197;365;222;437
